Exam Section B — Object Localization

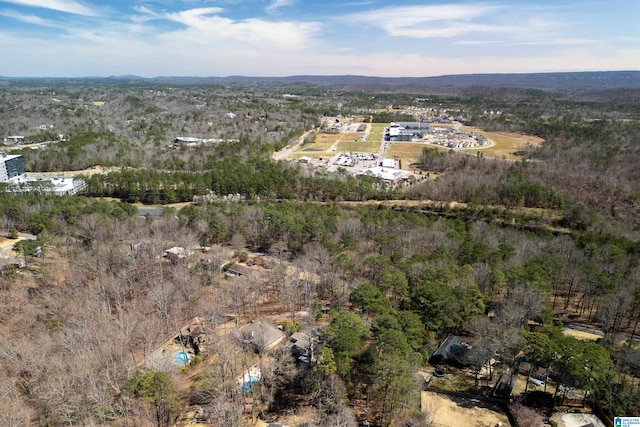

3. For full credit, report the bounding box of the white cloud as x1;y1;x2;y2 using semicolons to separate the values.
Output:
341;1;376;6
152;7;320;50
341;2;590;50
0;2;636;77
350;4;499;28
344;4;508;40
0;0;100;16
3;22;638;78
0;9;59;26
266;0;296;13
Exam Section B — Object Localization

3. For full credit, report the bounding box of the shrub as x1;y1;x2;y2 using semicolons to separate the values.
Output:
509;402;544;427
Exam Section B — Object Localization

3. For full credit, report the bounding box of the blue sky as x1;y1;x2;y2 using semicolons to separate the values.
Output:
0;0;638;77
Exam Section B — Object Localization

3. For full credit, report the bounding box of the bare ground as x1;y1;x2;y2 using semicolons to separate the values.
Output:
421;391;511;427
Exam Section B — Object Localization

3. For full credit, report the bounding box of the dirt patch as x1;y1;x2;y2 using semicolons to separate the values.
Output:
563;328;602;341
421;391;511;427
26;165;117;179
511;373;557;397
0;235;28;253
0;236;11;249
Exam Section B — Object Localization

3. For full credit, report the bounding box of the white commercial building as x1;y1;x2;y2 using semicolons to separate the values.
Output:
7;175;86;195
358;166;413;186
1;153;85;195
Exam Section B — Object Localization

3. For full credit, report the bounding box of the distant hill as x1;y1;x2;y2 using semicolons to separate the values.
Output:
2;71;640;92
151;71;640;90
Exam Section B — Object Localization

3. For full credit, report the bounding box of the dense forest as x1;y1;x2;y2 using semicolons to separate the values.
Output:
0;78;639;426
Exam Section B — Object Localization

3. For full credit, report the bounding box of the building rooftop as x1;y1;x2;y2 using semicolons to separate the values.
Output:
0;153;23;161
235;321;285;352
6;175;85;195
359;166;412;184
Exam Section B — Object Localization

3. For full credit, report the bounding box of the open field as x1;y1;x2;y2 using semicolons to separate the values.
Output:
334;132;363;145
366;123;386;142
460;126;544;159
299;133;340;152
337;139;380;153
385;143;447;169
421;391;511;427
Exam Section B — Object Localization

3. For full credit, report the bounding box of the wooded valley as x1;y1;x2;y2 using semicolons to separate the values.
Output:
0;75;639;426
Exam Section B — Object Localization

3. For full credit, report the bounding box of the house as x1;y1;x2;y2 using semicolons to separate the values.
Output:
226;262;265;281
164;246;194;263
1;136;25;145
174;317;207;355
235;321;285;352
430;336;471;366
285;332;311;355
429;335;497;368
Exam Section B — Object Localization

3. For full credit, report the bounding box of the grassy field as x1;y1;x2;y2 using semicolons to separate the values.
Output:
461;126;544;159
337;139;380;153
366;123;386;142
298;133;339;152
337;132;362;142
386;143;425;168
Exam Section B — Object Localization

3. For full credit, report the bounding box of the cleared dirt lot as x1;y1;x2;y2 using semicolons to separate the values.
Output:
421;391;511;427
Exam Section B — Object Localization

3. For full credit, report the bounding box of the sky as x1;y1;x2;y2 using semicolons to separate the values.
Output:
0;0;638;77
